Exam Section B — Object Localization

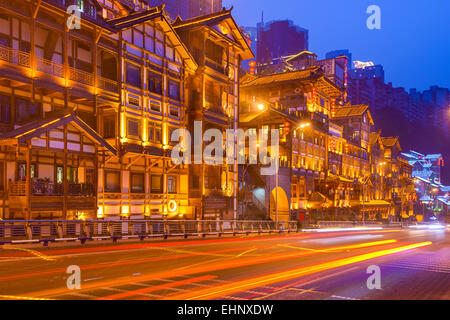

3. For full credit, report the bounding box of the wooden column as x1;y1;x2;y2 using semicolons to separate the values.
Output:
63;124;68;219
26;144;32;220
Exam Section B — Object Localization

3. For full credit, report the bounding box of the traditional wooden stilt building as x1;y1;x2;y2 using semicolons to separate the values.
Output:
173;9;253;220
0;1;251;220
240;51;416;222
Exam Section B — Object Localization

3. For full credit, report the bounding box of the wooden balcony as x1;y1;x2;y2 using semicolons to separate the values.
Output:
0;44;31;68
0;44;118;93
9;181;95;197
8;181;96;211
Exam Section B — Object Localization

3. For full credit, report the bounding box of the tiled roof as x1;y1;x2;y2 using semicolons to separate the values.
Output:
172;8;254;60
0;113;117;155
381;137;399;148
285;51;318;62
333;104;369;118
172;8;233;28
240;67;322;87
369;131;381;146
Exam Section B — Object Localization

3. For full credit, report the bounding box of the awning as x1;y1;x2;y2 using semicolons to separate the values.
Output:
0;113;117;155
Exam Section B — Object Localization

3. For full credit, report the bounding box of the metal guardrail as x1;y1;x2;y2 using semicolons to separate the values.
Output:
317;220;410;228
0;220;299;246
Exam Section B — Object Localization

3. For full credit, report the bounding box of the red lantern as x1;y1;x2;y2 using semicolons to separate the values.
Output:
249;60;256;67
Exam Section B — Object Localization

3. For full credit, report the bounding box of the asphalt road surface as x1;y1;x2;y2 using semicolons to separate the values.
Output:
0;226;449;300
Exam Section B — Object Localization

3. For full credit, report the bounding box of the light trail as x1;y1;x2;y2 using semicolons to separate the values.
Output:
0;245;259;282
22;239;402;298
1;245;56;262
277;239;397;253
97;275;217;300
0;229;403;259
164;241;432;300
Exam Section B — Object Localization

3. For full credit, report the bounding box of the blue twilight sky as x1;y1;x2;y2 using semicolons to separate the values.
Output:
223;0;450;92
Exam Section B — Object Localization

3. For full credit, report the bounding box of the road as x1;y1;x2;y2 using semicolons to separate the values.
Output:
0;226;449;300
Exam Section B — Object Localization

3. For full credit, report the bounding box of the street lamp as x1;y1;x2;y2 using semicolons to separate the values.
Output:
257;103;265;111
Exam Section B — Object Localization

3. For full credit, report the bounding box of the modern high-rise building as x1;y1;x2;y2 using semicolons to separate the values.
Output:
326;50;352;71
411;86;450;135
256;20;309;65
189;0;223;18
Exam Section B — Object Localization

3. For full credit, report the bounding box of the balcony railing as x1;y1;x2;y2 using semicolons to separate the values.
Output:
98;76;119;92
0;45;118;92
36;56;64;77
69;67;94;86
205;57;226;75
0;44;30;68
9;181;95;197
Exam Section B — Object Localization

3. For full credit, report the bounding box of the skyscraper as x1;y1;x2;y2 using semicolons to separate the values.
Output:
326;50;352;71
190;0;223;18
256;20;309;65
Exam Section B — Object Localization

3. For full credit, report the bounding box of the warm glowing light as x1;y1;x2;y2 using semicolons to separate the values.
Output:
121;205;130;216
257;104;265;111
298;122;311;129
163;242;432;300
168;200;177;213
97;207;104;218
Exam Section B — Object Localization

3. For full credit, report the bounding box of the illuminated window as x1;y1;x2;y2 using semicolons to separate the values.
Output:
151;175;162;193
105;171;120;193
127;118;140;138
126;64;141;88
169;107;179;118
148;72;162;94
167;175;177;194
168;80;180;100
150;102;161;113
56;166;63;184
148;122;161;143
17;163;35;181
130;172;145;193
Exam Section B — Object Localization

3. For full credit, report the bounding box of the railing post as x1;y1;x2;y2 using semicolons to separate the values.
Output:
147;221;153;236
164;219;169;239
128;220;134;236
82;221;89;238
25;222;32;240
182;221;187;239
107;221;113;237
57;221;63;239
219;221;223;236
197;219;201;235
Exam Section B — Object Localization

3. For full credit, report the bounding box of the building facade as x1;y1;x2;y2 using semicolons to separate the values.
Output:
239;52;416;223
0;1;251;220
